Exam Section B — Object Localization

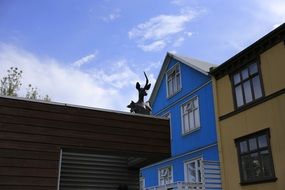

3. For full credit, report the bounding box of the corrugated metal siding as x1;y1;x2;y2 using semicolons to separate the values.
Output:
59;151;139;190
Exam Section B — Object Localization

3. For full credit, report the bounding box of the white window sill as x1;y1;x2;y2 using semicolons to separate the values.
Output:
167;88;182;99
182;127;200;136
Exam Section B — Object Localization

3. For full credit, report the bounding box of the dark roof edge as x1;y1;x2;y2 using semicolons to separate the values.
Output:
0;95;168;120
210;23;285;78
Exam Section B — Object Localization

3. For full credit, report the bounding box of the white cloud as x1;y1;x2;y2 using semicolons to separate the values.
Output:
251;0;285;26
102;9;121;22
259;0;285;18
72;52;97;67
92;59;140;89
173;37;185;47
223;0;285;52
0;43;150;111
170;0;188;6
128;9;196;52
144;61;162;72
185;31;193;37
139;40;166;52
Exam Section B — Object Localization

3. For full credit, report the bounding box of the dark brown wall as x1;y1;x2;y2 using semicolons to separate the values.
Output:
0;96;170;190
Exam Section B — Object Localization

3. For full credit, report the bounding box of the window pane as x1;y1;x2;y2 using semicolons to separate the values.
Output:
159;167;172;185
197;160;202;183
176;73;180;90
173;76;177;92
249;63;258;75
184;114;189;133
258;135;268;148
243;81;253;103
250;153;262;178
194;98;198;108
189;112;194;130
240;140;248;153
241;153;262;181
249;138;257;151
168;80;172;96
252;76;262;99
187;101;194;111
241;155;251;181
194;109;200;128
235;85;244;107
260;150;274;177
187;162;196;182
241;69;249;80
184;104;189;112
233;73;241;84
167;65;180;97
237;131;275;183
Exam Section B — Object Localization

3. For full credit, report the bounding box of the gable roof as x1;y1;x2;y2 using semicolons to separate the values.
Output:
149;52;215;104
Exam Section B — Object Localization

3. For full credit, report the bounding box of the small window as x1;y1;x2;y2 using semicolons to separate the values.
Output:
184;158;203;183
167;64;181;97
181;97;200;134
158;166;173;185
232;62;263;108
235;129;276;184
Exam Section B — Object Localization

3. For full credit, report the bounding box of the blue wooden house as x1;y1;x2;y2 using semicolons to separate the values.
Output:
140;52;222;190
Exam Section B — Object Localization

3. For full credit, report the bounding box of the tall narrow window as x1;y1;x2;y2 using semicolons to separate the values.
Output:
181;97;200;134
232;62;263;108
158;166;173;185
167;64;181;97
184;158;203;183
235;129;276;184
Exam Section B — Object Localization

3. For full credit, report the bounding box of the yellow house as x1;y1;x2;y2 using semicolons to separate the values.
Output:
211;23;285;190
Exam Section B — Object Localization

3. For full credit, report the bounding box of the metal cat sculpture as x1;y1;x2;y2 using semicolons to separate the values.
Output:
127;72;152;115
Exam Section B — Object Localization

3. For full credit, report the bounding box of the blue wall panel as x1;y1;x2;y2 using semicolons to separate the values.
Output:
142;56;220;189
142;145;219;188
152;58;209;114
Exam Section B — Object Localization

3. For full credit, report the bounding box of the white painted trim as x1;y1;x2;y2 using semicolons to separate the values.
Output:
141;142;218;170
57;149;63;190
180;96;201;135
158;165;174;185
170;53;210;76
139;177;145;190
184;157;204;183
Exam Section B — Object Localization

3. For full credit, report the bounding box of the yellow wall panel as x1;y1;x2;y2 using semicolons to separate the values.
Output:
260;42;285;95
219;95;285;190
216;75;234;116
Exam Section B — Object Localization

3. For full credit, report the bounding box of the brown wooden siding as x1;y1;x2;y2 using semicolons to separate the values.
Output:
0;96;170;190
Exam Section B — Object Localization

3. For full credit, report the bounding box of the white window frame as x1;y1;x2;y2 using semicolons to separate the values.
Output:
181;96;200;135
158;165;173;185
184;157;203;183
166;63;181;98
163;112;172;141
139;177;145;190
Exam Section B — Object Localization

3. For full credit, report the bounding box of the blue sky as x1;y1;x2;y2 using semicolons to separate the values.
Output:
0;0;284;111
